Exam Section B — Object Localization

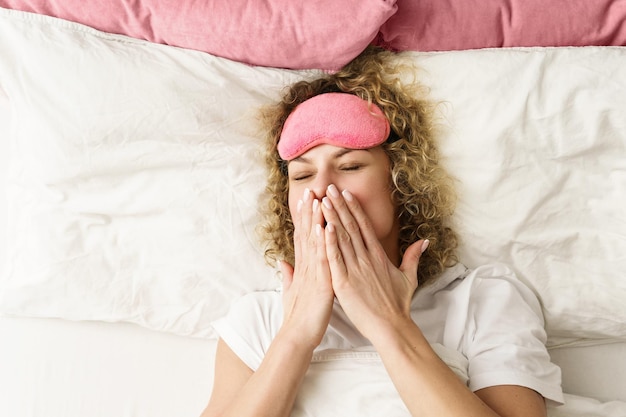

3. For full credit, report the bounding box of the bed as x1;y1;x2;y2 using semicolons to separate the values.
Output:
1;2;626;416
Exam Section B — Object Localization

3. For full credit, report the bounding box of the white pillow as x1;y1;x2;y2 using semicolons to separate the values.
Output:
0;9;320;338
1;9;625;340
414;47;626;340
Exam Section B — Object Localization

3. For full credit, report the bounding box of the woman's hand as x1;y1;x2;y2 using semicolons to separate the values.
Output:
280;188;335;349
320;185;428;343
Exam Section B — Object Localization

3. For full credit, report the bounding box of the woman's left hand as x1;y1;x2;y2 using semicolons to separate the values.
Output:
320;185;428;342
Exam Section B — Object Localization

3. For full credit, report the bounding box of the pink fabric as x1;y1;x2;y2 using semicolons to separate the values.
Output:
375;0;626;51
278;93;390;161
0;0;398;70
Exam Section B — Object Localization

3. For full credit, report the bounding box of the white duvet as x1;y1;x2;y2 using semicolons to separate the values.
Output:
293;344;468;417
1;8;626;415
294;350;619;417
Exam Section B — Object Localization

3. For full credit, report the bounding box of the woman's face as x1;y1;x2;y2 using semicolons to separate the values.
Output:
287;144;400;260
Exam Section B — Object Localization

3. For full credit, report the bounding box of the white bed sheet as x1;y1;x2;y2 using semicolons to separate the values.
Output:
0;316;625;417
549;339;626;403
0;85;9;271
0;316;216;417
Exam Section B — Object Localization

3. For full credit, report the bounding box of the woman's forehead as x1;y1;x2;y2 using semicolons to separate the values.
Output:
288;144;385;163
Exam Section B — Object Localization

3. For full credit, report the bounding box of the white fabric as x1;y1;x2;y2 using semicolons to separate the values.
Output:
0;85;10;271
295;345;469;417
413;47;626;340
0;7;625;342
213;263;564;407
0;8;313;338
0;316;216;417
549;340;626;403
1;316;624;417
550;394;626;417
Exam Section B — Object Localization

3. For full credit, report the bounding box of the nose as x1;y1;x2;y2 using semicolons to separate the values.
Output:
310;169;334;200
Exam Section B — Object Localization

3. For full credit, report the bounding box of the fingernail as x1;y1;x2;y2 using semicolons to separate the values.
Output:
303;188;311;202
322;197;333;209
312;199;319;212
297;199;303;212
327;184;340;198
342;189;353;202
421;239;430;253
316;224;322;236
327;222;335;233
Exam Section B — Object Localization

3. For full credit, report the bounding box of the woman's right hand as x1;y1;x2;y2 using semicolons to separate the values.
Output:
280;189;335;350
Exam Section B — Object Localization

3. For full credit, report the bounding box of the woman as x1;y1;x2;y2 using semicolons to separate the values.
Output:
201;47;563;417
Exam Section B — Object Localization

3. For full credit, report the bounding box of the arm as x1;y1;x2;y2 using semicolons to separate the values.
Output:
201;190;334;417
370;316;546;417
320;188;547;417
200;333;316;417
476;386;547;417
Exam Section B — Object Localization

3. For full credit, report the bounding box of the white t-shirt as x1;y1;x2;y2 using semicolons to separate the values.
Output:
213;262;564;414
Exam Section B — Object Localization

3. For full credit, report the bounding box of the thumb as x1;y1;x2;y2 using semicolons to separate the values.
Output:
399;239;430;283
279;260;295;292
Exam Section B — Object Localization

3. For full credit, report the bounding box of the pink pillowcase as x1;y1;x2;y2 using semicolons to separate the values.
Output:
376;0;626;51
5;0;624;70
0;0;397;71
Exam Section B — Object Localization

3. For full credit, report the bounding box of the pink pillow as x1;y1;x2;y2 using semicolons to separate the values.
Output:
0;0;398;70
376;0;626;51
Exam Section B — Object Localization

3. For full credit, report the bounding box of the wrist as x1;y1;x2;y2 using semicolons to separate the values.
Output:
275;324;322;354
368;316;429;353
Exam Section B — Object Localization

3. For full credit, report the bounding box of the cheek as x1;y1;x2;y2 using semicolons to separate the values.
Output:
287;191;298;220
370;202;397;237
355;192;397;237
287;184;307;221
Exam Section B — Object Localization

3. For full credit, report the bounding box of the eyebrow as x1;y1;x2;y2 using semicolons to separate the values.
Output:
289;148;368;165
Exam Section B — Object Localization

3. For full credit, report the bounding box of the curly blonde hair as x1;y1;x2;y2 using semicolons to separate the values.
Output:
258;46;458;287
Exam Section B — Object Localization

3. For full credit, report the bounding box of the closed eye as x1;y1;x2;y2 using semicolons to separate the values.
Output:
340;164;364;171
291;173;313;181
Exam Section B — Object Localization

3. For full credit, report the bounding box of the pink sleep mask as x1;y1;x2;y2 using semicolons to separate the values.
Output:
277;93;391;160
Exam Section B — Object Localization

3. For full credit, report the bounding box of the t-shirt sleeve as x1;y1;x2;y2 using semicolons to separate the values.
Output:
211;290;283;371
464;263;564;405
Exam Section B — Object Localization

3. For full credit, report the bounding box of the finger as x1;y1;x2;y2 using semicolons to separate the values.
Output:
399;239;429;287
299;188;313;237
306;198;322;253
311;197;324;230
324;185;368;255
324;222;348;280
315;223;331;281
293;200;303;265
321;196;358;264
294;188;314;267
338;188;380;251
327;186;385;264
